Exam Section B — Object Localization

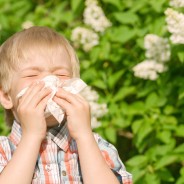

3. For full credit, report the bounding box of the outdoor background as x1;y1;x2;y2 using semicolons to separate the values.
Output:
0;0;184;183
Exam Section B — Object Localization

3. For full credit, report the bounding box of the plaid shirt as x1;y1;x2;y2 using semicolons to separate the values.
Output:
0;121;132;184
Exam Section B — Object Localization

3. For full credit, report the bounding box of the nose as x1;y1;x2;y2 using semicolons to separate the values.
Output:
41;75;60;86
41;73;59;80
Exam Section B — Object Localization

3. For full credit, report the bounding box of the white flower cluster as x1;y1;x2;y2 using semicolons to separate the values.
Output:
165;8;184;44
85;0;96;6
83;0;112;33
133;60;167;80
144;34;170;62
71;27;99;52
133;34;170;80
71;0;111;52
21;21;34;30
170;0;184;7
80;86;108;128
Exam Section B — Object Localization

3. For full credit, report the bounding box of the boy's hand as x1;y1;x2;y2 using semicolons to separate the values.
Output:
16;81;52;141
53;88;92;140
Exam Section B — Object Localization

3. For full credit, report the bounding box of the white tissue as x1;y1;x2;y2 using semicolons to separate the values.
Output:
16;75;87;125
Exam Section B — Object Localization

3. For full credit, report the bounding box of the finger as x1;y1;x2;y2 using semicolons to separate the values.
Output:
53;96;72;112
55;88;82;105
19;82;43;103
53;93;90;115
37;92;53;112
19;81;45;106
27;87;52;108
74;93;87;102
18;86;51;110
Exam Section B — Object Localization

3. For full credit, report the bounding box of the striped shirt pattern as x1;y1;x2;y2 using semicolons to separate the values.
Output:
0;121;132;184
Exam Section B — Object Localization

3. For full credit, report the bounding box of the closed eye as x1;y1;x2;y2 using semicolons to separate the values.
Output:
55;74;71;79
56;74;67;76
23;75;38;78
55;73;70;77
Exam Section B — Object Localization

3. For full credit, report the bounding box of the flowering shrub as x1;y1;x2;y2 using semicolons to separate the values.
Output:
0;0;184;183
83;0;111;33
71;27;99;52
133;34;170;80
80;86;108;128
165;8;184;44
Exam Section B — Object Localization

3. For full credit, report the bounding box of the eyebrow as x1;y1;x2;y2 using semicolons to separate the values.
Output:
20;66;42;72
21;66;71;72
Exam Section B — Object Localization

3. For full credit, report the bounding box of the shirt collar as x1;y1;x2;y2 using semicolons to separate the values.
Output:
9;120;22;147
47;122;71;152
9;120;71;152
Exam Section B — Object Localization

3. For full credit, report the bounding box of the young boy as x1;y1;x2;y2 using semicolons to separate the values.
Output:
0;26;132;184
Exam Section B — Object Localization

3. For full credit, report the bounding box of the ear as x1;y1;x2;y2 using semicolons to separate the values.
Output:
0;89;13;109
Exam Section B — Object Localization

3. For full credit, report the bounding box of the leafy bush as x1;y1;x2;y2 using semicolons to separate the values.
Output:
0;0;184;183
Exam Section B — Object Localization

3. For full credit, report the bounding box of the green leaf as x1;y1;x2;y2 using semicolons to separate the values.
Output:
71;0;84;14
99;41;111;60
58;11;74;24
108;102;119;115
126;155;148;167
176;177;184;184
129;168;146;183
101;0;122;9
113;86;136;102
177;52;184;63
148;0;166;12
130;0;147;12
113;11;139;25
81;68;98;82
157;96;167;107
155;155;178;170
104;127;117;144
174;143;184;153
128;101;146;115
156;130;172;144
164;105;175;115
161;115;178;126
145;92;159;108
175;125;184;137
108;70;125;89
92;79;107;90
145;173;160;184
148;17;166;35
132;120;143;134
155;141;176;155
0;14;9;28
89;47;101;63
179;91;184;100
146;143;175;159
71;0;84;16
136;121;153;147
156;168;175;182
180;167;184;175
108;26;137;43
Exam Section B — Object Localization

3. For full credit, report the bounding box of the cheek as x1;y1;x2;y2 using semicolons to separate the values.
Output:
10;82;29;102
11;84;24;97
15;78;37;93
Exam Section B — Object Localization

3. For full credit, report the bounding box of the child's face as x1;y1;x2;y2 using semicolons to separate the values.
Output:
8;47;73;127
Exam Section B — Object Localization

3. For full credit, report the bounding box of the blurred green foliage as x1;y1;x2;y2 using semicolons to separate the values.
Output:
0;108;9;135
0;0;184;183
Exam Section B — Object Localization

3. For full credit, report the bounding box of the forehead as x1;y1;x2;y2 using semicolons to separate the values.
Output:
17;44;72;70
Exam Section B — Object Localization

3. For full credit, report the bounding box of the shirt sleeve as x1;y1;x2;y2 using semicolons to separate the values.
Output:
0;136;11;173
94;133;132;184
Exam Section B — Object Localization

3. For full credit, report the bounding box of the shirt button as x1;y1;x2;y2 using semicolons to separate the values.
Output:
45;164;52;172
62;170;67;176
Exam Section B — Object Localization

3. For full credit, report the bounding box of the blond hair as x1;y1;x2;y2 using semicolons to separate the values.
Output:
0;26;80;126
